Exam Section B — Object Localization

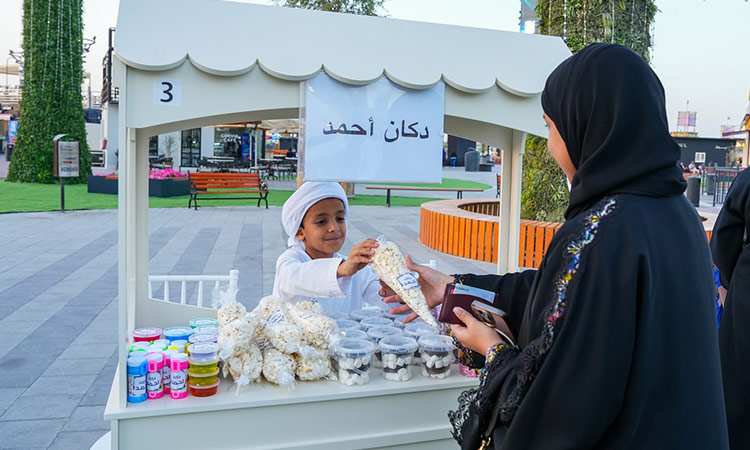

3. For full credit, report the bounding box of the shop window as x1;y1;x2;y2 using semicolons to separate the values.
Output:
181;128;201;167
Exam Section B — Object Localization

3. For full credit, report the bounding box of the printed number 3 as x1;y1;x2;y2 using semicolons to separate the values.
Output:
160;82;173;103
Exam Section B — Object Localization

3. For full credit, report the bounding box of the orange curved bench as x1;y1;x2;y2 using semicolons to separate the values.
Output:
420;199;715;268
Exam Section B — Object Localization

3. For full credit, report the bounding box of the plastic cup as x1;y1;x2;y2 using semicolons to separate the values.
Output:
335;338;375;386
192;326;218;335
188;333;218;345
418;335;455;379
379;335;419;382
335;319;360;331
404;323;440;364
188;357;219;374
189;318;219;329
326;312;349;321
349;309;383;322
359;317;394;331
168;339;188;353
132;327;162;343
338;329;368;340
163;326;194;342
189;379;220;397
187;368;220;386
366;326;403;368
188;342;219;362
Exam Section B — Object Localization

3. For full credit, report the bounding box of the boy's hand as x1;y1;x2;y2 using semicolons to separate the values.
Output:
337;239;379;278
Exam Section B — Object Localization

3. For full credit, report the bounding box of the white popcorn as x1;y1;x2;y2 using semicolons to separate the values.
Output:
296;299;324;315
225;344;263;386
294;347;332;381
257;296;287;321
263;320;303;355
370;236;438;328
262;348;297;388
217;314;259;360
287;303;338;349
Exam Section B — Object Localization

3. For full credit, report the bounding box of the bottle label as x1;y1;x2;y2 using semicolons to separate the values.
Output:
171;370;187;391
397;273;419;290
128;374;146;397
162;366;171;386
146;371;163;392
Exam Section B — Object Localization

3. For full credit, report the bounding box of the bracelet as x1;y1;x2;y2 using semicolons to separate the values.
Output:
452;274;466;285
485;342;508;366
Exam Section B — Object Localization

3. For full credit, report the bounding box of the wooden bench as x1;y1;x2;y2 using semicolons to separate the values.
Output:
364;185;485;207
188;172;269;210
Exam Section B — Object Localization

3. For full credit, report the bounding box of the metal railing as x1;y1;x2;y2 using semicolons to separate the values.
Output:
701;167;742;206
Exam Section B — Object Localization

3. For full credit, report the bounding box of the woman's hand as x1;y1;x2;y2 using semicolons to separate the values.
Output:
337;239;378;278
450;307;505;355
380;254;454;322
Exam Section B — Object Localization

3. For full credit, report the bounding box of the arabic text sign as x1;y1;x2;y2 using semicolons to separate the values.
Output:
303;73;444;183
57;141;80;178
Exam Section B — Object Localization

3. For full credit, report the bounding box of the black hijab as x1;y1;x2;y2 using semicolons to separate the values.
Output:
541;43;686;219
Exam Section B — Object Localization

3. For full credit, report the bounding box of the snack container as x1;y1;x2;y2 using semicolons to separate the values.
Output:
129;342;150;353
349;309;383;322
381;311;399;321
335;338;375;386
126;356;148;403
338;329;368;340
404;323;440;364
326;312;349;321
147;344;164;354
189;318;219;329
378;335;419;382
153;339;170;350
170;353;189;399
188;342;219;363
189;380;220;397
359;317;394;331
335;319;360;331
366;326;404;368
192;326;219;335
146;353;165;399
418;335;455;379
132;327;162;343
163;326;193;342
188;333;218;345
187;368;220;386
188;357;220;375
168;339;188;353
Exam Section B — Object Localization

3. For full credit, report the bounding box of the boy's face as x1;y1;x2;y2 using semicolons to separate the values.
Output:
296;198;347;259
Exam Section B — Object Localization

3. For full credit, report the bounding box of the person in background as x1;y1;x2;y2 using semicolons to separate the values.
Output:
711;166;750;449
273;182;387;314
387;44;728;449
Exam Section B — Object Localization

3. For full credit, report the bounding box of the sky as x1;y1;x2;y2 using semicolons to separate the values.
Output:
1;0;748;138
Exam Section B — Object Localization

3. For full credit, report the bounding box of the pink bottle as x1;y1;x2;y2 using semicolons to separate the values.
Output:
162;350;177;395
170;352;189;399
146;353;165;399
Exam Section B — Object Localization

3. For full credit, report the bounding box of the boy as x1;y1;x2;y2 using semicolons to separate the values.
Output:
272;182;387;313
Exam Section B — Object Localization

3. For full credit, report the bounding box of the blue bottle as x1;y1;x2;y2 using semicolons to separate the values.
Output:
127;355;148;403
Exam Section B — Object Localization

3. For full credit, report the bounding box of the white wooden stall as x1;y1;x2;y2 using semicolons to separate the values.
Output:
104;1;571;448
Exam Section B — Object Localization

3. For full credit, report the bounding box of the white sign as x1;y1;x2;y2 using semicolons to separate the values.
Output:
152;79;182;106
695;152;706;163
302;73;444;183
58;141;80;177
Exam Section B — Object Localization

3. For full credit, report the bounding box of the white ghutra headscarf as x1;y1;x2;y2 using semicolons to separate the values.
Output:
281;182;349;249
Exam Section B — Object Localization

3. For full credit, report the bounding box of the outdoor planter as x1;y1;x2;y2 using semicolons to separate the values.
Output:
87;175;190;198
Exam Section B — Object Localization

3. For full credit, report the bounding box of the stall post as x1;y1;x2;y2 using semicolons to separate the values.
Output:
52;134;80;213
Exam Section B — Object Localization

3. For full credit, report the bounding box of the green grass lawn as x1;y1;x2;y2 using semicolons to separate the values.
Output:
387;178;492;189
0;179;444;214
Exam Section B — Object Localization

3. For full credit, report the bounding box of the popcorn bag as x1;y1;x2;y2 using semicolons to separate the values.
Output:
370;236;439;328
262;348;297;390
287;302;338;349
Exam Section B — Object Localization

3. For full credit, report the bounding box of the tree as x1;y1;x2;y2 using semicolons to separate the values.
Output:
521;0;657;222
272;0;384;15
7;0;91;184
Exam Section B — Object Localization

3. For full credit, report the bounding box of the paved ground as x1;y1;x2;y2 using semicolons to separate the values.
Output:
0;159;725;449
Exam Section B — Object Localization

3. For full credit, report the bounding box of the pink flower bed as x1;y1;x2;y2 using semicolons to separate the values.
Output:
149;168;186;180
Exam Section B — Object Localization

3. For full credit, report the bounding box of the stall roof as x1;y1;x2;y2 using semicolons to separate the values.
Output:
115;0;570;96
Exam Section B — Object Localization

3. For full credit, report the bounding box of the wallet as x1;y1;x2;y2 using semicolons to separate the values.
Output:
438;283;498;325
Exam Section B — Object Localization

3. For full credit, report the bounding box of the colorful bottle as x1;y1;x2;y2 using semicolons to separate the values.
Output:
162;350;177;395
170;352;189;399
146;353;165;399
126;355;148;403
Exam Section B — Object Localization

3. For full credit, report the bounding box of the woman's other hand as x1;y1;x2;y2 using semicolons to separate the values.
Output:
450;307;506;355
380;254;453;322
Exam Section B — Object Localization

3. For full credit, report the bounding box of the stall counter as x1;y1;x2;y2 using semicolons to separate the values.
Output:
104;364;477;449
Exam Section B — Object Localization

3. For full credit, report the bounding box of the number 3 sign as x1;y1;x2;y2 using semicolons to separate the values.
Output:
152;79;182;106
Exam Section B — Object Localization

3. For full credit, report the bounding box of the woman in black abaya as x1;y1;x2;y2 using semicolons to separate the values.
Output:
386;43;728;449
711;167;750;449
